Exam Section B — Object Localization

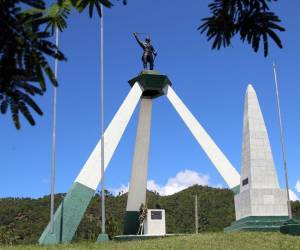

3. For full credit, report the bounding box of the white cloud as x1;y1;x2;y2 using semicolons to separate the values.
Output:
214;184;223;189
147;170;209;196
110;170;210;196
295;180;300;193
109;184;129;196
289;189;299;201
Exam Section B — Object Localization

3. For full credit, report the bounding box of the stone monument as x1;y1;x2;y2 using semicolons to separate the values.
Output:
225;84;289;232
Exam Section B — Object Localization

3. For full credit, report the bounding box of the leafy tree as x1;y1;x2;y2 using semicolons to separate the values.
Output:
198;212;209;232
0;223;20;245
199;0;285;57
292;201;300;220
0;0;66;129
0;0;113;129
106;216;119;239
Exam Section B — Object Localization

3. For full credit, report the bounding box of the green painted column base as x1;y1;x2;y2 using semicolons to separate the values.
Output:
224;216;289;232
280;219;300;236
231;185;240;195
96;233;109;242
39;182;95;245
123;211;139;235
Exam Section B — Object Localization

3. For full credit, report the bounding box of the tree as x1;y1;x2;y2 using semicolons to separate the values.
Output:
0;0;113;129
0;223;20;245
199;0;285;57
0;0;66;129
106;216;119;239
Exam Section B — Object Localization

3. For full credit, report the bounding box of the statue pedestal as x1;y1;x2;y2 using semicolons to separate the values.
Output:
124;71;171;235
128;70;171;99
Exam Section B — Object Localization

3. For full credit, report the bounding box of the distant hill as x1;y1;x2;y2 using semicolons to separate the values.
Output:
0;185;299;244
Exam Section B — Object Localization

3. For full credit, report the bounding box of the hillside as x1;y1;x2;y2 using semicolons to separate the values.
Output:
0;185;299;244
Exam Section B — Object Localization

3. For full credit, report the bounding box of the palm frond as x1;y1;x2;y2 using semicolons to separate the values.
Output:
199;0;284;57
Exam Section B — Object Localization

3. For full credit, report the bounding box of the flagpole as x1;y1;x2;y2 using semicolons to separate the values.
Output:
100;4;106;235
272;62;292;219
50;26;59;234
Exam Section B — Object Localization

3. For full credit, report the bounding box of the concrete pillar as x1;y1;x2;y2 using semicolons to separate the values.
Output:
124;98;152;234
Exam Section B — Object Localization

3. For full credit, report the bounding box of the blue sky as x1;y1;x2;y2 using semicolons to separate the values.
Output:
1;0;299;198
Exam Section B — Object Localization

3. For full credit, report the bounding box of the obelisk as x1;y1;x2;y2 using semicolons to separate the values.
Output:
226;84;288;232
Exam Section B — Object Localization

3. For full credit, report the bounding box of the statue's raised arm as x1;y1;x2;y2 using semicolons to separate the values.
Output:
133;32;157;71
133;32;146;49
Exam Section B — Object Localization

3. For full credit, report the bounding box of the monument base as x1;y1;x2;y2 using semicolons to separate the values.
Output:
123;211;139;235
114;234;182;241
280;219;300;236
114;234;166;241
224;216;289;232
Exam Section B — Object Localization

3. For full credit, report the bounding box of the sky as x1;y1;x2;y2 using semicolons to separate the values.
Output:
0;0;299;199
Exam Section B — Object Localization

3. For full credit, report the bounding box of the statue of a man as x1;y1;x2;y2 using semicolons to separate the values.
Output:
133;32;157;70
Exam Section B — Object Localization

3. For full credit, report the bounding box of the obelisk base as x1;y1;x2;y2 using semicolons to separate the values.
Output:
225;216;288;232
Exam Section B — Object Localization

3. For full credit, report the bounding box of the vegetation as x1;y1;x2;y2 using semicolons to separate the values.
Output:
0;185;299;245
199;0;285;57
1;0;284;129
0;0;113;129
1;233;300;250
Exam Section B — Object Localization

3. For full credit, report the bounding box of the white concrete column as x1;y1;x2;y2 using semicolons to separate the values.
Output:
126;98;153;211
166;86;240;189
75;82;143;190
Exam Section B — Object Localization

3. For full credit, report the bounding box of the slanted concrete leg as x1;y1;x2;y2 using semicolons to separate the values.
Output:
39;83;142;244
165;85;240;189
124;98;153;235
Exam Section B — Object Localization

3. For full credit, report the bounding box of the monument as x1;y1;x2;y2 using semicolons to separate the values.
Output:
225;84;289;232
39;33;242;244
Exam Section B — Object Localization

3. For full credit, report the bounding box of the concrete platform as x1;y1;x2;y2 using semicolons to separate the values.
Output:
114;234;184;241
224;216;289;232
280;219;300;236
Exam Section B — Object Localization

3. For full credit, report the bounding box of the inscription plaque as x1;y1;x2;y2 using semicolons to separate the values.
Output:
151;211;162;220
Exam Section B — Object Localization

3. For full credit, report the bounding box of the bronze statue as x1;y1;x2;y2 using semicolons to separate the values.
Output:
133;32;157;70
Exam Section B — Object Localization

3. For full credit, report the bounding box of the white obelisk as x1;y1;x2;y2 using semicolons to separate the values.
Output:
234;84;288;220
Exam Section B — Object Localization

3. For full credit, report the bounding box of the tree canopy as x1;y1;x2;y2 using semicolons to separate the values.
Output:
199;0;285;57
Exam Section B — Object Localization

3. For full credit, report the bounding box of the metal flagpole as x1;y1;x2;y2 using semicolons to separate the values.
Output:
272;62;292;219
100;4;106;234
195;195;198;234
50;26;59;233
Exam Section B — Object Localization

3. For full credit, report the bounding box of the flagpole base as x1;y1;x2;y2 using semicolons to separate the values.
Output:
96;233;109;242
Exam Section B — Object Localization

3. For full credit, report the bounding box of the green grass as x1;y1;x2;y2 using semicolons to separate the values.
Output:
1;233;300;250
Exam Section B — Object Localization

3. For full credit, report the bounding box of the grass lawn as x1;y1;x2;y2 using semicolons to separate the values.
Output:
1;233;300;250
